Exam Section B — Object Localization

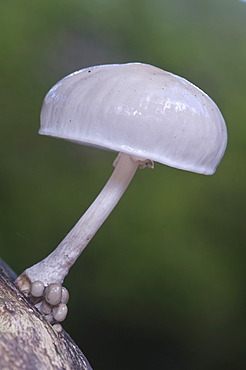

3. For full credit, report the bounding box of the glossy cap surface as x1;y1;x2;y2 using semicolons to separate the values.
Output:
40;63;227;174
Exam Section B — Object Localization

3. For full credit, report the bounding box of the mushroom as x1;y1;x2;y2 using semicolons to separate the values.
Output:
16;62;227;322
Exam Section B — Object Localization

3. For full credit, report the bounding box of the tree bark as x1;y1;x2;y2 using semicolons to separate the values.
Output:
0;259;93;370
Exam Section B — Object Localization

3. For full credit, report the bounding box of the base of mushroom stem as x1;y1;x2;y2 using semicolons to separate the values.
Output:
16;274;69;331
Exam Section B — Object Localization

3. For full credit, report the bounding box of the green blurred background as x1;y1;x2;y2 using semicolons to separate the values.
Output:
0;0;245;369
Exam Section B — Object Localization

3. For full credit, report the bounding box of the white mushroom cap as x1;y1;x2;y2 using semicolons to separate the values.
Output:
40;63;227;175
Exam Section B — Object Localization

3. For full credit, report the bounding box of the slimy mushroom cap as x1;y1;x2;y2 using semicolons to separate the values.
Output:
40;63;227;175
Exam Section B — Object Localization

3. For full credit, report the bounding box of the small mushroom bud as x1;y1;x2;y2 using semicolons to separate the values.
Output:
30;281;45;297
52;303;68;322
40;300;52;315
61;287;69;304
45;283;62;306
53;323;63;333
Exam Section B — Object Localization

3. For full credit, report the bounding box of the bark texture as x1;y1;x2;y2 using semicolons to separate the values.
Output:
0;259;93;370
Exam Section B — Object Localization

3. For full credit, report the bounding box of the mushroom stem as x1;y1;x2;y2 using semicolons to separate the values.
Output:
18;152;151;287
